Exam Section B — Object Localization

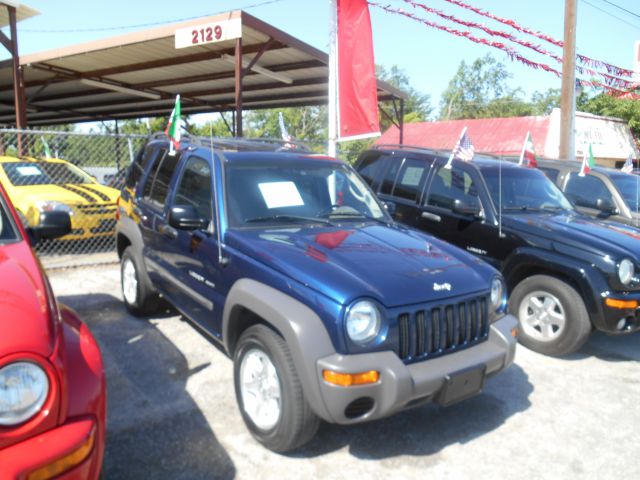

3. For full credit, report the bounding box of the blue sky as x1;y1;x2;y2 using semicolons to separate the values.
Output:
3;0;640;114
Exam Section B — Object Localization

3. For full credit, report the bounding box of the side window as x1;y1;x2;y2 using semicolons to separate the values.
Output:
357;154;386;187
391;158;427;202
173;156;213;222
141;148;168;198
146;152;180;208
379;156;402;195
564;173;612;208
426;165;478;210
539;167;560;183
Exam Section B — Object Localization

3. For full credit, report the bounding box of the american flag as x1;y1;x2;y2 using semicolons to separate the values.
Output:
621;153;634;174
452;129;475;162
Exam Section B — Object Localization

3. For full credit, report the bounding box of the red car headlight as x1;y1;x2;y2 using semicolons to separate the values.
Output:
0;361;50;426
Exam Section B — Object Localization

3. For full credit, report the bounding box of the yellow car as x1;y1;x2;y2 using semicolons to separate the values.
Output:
0;156;120;241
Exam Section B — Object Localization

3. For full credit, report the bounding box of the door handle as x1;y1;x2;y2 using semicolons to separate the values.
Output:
421;211;441;222
159;224;178;239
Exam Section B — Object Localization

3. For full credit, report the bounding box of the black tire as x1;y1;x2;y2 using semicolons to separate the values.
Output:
233;325;320;452
120;246;160;316
509;274;592;356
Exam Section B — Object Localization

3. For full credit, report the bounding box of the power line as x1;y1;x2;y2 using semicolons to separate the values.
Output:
581;0;640;30
16;0;284;33
595;0;640;20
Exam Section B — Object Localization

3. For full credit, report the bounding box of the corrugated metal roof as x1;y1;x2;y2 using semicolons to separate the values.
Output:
378;116;551;156
0;10;405;126
0;1;39;28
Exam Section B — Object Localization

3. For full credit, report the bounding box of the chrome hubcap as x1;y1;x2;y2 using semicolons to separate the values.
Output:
239;349;281;430
122;258;138;305
519;290;566;342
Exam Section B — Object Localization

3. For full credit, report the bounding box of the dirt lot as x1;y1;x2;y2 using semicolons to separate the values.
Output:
48;264;640;480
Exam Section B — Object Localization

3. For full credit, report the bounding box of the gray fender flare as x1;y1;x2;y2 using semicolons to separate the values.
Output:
222;278;336;421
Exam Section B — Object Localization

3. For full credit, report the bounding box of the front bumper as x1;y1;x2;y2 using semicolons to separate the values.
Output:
0;417;102;479
315;314;518;424
598;293;640;334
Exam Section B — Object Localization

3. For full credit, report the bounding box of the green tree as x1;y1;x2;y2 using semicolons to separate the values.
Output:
530;88;561;115
440;54;535;120
376;64;432;130
578;90;640;137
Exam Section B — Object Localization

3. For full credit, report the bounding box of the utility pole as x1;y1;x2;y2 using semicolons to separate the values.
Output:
559;0;577;161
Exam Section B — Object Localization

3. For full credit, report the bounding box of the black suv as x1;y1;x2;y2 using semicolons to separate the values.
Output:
115;137;517;452
355;146;640;356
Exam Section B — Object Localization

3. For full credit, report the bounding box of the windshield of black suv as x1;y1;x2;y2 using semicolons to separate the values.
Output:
609;172;640;212
481;165;574;212
225;159;389;227
1;161;94;186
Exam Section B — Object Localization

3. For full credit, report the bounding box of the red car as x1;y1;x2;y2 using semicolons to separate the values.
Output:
0;182;105;479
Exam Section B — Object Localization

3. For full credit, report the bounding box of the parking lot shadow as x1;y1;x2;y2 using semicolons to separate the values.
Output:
58;293;236;480
296;363;532;460
568;330;640;362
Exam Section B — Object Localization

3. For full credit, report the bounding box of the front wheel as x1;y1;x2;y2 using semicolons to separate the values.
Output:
509;274;592;356
120;246;160;316
233;325;319;452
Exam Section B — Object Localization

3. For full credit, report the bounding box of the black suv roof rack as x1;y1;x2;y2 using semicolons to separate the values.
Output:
149;132;312;153
372;144;501;160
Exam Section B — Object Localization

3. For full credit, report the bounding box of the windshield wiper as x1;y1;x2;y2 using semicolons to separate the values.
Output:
244;215;330;225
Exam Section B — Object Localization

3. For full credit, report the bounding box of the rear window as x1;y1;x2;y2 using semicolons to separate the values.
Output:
125;146;167;190
144;152;181;208
357;154;386;187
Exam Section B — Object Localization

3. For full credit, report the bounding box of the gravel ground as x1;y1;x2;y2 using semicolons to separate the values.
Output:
48;264;640;480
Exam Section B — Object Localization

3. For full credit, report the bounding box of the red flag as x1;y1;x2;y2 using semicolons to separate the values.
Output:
336;0;380;141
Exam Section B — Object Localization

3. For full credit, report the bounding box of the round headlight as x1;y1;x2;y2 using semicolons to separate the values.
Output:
490;277;505;311
618;258;635;285
0;362;49;426
346;300;381;345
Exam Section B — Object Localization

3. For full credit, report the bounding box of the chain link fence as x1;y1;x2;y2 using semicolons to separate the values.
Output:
0;128;148;268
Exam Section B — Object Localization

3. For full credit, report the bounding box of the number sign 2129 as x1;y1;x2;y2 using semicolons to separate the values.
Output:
192;25;222;45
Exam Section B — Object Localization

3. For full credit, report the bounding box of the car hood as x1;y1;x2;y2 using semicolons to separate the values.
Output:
0;242;55;359
226;223;494;307
504;211;640;259
15;183;119;205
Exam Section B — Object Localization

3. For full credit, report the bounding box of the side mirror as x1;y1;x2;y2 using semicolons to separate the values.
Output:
28;211;71;244
383;201;397;216
169;205;208;230
596;198;617;214
452;197;481;217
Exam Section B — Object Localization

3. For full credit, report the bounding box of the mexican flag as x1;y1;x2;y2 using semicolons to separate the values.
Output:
579;143;595;176
518;131;537;168
165;94;181;154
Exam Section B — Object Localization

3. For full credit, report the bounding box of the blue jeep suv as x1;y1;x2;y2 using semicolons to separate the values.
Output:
115;137;518;452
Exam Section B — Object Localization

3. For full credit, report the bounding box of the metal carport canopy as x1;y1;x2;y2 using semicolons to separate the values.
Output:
0;9;407;131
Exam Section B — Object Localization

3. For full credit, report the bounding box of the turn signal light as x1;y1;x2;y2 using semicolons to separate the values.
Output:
605;298;639;309
27;427;96;480
323;370;380;387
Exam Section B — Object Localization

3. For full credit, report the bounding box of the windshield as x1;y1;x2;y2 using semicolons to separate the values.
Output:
610;173;640;211
225;160;388;227
1;161;94;186
481;166;574;212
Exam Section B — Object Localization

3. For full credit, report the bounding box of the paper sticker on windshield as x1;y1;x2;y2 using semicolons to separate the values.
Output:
16;166;43;176
258;181;304;209
401;166;424;187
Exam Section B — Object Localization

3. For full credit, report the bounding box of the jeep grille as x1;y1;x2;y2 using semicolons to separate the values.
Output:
397;295;489;361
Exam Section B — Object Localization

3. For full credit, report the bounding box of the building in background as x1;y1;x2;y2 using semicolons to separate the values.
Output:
377;108;639;168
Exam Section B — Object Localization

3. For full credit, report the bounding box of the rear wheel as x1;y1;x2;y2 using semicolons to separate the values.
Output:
509;274;591;356
121;246;160;316
234;325;319;452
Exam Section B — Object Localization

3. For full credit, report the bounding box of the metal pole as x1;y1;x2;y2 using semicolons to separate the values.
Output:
328;0;338;157
399;99;405;145
559;0;577;161
234;37;243;138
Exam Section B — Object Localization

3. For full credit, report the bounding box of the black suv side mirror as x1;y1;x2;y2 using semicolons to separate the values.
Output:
383;201;397;216
595;198;617;215
169;205;208;230
452;197;481;217
28;211;72;244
